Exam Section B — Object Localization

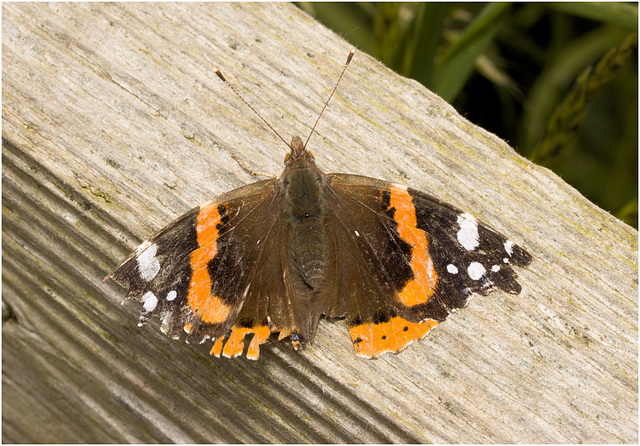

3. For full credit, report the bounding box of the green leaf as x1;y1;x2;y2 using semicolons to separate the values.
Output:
431;3;511;102
530;32;638;164
406;3;449;85
519;25;631;153
549;2;638;30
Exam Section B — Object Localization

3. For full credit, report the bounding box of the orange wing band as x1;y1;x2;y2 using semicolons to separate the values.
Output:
349;316;438;358
187;203;231;324
210;325;270;360
389;187;438;306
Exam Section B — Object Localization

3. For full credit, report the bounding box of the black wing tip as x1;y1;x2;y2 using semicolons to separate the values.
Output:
511;243;533;267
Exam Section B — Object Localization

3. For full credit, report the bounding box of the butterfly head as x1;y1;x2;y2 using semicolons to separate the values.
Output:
284;135;315;167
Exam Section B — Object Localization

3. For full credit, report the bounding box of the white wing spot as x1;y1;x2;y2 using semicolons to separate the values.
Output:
355;230;360;237
467;262;486;280
137;242;161;281
503;257;510;263
504;240;514;256
447;264;459;274
457;213;479;251
142;291;158;312
166;290;177;301
491;265;501;272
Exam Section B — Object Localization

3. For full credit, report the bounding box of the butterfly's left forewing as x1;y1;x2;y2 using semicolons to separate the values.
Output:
110;179;292;359
325;174;531;358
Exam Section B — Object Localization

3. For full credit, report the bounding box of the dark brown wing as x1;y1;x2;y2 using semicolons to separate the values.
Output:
323;174;532;358
110;179;297;360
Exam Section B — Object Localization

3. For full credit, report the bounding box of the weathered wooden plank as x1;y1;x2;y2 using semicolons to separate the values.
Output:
2;3;637;443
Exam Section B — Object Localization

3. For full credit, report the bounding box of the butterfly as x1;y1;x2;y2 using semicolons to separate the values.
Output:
109;50;531;360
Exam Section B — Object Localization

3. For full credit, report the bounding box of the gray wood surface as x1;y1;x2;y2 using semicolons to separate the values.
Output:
3;3;637;443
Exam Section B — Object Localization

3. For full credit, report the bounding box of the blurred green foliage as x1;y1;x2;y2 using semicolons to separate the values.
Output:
297;2;638;228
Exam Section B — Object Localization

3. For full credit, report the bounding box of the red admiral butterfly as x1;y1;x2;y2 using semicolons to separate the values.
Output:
109;50;531;359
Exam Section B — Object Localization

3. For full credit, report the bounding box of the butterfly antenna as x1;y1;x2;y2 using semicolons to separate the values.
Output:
214;68;291;149
304;49;355;149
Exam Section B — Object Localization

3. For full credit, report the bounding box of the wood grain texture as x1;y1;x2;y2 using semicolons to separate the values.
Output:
2;3;637;443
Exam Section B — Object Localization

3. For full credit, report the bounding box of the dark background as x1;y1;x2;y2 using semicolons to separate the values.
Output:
297;2;638;228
